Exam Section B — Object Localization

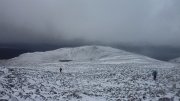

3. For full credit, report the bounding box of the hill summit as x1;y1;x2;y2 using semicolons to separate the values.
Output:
3;45;158;66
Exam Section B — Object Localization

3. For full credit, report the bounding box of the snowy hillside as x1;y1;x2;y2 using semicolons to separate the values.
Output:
170;57;180;63
3;46;160;66
0;46;180;101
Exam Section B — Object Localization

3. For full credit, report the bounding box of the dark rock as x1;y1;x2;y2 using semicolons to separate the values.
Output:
158;97;171;101
0;91;6;97
50;90;57;94
35;89;40;95
176;90;180;97
9;84;14;88
8;68;14;72
67;92;82;99
143;95;146;100
0;99;8;101
5;74;16;79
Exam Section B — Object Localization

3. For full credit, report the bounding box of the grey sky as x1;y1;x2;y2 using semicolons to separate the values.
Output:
0;0;180;46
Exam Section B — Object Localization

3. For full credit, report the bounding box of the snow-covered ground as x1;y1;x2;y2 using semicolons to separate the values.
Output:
0;46;180;101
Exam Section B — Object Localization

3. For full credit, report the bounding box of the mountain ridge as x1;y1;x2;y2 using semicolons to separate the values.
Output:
1;45;162;66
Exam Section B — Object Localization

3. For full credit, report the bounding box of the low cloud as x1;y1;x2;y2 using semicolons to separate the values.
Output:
0;0;180;46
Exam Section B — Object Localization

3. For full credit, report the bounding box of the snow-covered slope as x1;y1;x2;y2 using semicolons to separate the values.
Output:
0;46;179;101
3;46;159;66
0;59;179;101
170;57;180;63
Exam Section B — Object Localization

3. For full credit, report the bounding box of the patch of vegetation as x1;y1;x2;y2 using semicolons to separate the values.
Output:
59;60;72;62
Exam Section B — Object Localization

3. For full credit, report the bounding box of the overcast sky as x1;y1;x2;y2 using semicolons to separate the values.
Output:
0;0;180;46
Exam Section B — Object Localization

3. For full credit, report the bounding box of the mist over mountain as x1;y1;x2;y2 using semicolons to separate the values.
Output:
0;0;180;61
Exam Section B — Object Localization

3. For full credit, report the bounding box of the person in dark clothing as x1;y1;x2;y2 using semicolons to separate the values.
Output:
152;70;157;80
59;68;62;73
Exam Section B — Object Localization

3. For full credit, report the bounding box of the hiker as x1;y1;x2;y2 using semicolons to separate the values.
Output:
152;70;157;80
59;68;62;73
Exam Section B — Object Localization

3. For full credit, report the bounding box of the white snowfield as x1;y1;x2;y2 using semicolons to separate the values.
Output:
0;46;180;101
